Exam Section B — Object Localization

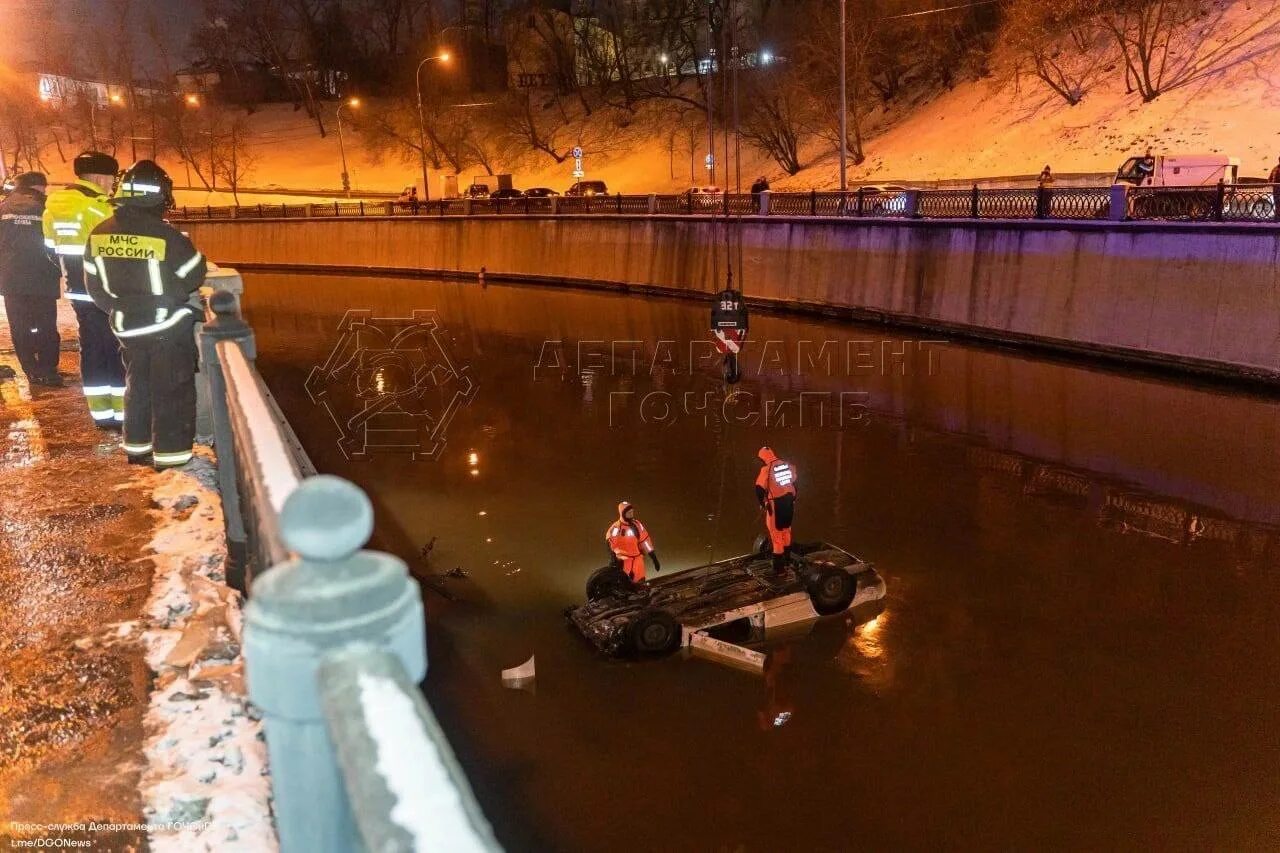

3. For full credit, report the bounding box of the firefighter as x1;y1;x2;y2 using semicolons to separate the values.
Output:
605;501;661;585
0;173;62;385
84;160;207;469
43;151;125;427
755;446;797;573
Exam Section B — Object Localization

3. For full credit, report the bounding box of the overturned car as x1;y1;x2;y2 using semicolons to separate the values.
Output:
567;542;886;658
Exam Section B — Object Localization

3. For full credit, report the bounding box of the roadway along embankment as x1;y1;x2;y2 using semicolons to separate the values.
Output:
180;215;1280;384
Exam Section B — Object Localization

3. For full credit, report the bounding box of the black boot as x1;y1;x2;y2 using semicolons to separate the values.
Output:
772;553;787;575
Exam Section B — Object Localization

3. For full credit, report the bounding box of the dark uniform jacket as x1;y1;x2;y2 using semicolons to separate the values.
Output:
83;206;207;338
0;189;60;298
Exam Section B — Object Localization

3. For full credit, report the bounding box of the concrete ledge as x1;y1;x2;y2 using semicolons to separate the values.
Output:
225;260;1280;389
181;216;1280;387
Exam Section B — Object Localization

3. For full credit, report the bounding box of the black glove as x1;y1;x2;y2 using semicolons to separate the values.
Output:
650;553;661;573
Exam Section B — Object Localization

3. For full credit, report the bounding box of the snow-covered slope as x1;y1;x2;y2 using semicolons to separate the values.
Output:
35;0;1279;204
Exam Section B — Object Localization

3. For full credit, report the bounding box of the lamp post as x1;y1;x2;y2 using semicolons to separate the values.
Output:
414;52;450;202
838;0;848;193
336;97;360;198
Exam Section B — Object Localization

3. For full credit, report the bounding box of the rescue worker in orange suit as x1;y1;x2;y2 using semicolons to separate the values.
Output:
755;446;797;573
605;501;661;585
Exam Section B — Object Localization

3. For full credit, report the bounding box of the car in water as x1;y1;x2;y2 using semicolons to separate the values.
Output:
524;187;560;197
567;541;886;657
565;180;608;197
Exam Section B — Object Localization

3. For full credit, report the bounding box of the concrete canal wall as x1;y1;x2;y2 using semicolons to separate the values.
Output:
182;216;1280;383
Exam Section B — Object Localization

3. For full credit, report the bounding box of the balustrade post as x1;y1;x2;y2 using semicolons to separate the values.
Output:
244;476;427;853
758;190;770;216
903;189;922;218
1109;185;1129;221
1214;179;1225;222
970;184;980;218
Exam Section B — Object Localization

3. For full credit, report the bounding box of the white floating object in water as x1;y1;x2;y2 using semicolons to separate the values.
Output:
502;655;536;689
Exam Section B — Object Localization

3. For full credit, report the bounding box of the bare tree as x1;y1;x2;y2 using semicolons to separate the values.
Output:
1003;0;1105;105
1095;0;1203;102
740;65;812;176
213;115;259;203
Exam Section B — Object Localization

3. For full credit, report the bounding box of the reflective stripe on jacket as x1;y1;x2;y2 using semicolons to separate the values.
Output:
755;449;797;502
605;519;655;559
84;206;207;337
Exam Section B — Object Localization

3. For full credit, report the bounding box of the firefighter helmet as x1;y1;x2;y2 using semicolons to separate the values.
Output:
115;159;173;209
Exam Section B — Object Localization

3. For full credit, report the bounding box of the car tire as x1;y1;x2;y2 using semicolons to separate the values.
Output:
629;608;681;655
806;567;856;615
586;565;629;601
753;533;770;555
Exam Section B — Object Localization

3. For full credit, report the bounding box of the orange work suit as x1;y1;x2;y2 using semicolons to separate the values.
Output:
606;508;656;583
755;447;797;556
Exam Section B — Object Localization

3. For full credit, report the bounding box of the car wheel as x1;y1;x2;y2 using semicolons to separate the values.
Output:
807;567;856;615
629;608;681;655
753;533;770;555
586;565;629;601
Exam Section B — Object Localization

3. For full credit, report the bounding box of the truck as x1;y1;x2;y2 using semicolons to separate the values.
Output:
1115;153;1249;219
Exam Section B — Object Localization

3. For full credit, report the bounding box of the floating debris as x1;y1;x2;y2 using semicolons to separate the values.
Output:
501;655;536;690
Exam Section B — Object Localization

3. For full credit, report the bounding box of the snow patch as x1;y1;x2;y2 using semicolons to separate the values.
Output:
358;672;489;853
136;448;277;852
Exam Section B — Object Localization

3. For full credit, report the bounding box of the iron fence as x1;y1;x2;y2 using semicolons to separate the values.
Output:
173;185;1280;225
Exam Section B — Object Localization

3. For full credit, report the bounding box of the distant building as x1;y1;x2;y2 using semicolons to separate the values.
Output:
24;65;171;107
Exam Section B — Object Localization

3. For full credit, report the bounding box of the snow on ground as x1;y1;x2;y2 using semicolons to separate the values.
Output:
134;449;276;852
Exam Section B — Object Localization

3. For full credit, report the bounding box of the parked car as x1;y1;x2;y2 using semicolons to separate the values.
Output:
858;184;910;215
523;187;560;197
490;188;524;200
463;184;492;199
684;185;724;209
565;180;608;197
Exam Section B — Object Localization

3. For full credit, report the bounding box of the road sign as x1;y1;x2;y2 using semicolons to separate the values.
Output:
571;146;583;159
572;169;585;178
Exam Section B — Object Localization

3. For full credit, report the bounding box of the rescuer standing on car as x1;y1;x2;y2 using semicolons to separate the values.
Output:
0;173;62;386
84;160;207;469
755;446;798;573
43;151;125;427
605;501;661;585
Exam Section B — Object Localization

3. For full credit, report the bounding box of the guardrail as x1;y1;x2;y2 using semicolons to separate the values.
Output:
171;184;1280;224
200;291;501;852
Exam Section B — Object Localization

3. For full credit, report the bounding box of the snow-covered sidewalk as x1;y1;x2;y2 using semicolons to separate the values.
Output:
0;302;274;851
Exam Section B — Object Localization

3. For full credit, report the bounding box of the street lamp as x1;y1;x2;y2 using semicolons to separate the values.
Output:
336;96;361;198
838;0;848;193
414;52;450;202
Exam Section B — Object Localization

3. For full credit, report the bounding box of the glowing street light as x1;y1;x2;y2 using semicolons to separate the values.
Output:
336;96;362;197
185;94;200;107
414;51;452;202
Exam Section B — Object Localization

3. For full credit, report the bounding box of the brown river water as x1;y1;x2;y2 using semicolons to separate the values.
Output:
242;270;1280;852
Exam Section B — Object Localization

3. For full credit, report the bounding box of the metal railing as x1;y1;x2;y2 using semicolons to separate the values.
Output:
200;292;315;589
172;185;1280;224
200;291;501;852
